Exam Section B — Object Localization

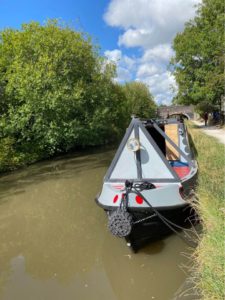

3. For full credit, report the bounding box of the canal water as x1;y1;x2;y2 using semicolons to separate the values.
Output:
0;148;194;300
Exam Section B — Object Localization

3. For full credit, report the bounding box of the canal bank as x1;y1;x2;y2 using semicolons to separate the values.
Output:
188;123;224;299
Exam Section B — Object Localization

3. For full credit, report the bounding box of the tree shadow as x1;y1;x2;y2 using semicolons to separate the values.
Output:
0;147;116;202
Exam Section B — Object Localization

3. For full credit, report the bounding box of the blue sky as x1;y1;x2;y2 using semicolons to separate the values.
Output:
0;0;118;50
0;0;200;104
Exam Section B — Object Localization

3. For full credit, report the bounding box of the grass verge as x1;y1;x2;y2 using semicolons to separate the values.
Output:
188;122;224;299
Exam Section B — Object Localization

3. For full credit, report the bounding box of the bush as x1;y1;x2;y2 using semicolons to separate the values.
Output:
0;20;157;172
0;20;128;162
0;137;36;172
122;81;157;119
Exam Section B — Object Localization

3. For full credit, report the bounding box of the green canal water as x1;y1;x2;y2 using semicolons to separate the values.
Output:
0;148;194;300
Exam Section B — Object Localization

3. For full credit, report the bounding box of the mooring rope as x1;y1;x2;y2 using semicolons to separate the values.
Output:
108;180;198;247
131;186;198;247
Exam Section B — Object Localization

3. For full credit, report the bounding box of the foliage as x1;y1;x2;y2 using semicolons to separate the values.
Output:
195;101;215;117
122;81;157;119
188;123;224;299
0;20;128;166
171;0;225;106
195;101;215;116
0;137;37;172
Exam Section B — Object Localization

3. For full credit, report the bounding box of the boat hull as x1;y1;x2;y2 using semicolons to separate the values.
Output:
106;203;196;252
96;117;198;251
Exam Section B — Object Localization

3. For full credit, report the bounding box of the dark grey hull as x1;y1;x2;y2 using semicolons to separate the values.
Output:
107;203;196;252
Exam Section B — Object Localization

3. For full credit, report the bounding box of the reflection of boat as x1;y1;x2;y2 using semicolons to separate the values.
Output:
96;117;198;251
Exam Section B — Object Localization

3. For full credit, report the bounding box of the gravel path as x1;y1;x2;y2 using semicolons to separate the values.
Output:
192;120;225;145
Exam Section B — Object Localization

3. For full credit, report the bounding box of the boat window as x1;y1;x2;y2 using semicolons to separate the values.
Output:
146;125;166;156
146;123;180;161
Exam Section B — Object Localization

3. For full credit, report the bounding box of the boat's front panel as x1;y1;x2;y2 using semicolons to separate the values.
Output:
96;181;185;210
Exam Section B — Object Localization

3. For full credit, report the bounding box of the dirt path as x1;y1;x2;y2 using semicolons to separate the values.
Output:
192;120;225;145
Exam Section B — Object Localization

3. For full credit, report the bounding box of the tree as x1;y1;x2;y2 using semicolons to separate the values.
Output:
122;81;157;119
171;0;224;107
0;20;127;160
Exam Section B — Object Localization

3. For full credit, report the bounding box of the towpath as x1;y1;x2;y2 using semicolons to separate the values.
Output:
192;120;225;145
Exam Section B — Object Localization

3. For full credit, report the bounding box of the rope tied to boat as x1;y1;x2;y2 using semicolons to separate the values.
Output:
130;182;198;247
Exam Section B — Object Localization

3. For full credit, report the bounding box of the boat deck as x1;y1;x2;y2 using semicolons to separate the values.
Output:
169;161;190;179
165;124;179;160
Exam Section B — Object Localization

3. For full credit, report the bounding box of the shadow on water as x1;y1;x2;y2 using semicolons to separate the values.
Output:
139;240;165;255
0;147;115;203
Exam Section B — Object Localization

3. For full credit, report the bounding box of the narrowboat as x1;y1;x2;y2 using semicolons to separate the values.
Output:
95;117;198;251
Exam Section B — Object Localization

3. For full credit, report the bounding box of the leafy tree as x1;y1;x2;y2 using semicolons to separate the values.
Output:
122;81;157;119
0;20;127;160
195;100;215;116
171;0;224;107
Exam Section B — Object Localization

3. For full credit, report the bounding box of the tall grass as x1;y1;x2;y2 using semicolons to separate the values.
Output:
188;123;225;299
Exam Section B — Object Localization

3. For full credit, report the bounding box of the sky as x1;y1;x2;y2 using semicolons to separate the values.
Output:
0;0;201;105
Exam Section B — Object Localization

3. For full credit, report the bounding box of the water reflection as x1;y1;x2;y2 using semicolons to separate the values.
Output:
0;148;193;300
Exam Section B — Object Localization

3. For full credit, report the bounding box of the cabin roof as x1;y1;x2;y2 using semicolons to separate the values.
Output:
105;118;192;183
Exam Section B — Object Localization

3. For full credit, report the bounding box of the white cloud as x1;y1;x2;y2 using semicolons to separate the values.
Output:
104;49;136;82
104;49;136;70
118;29;153;48
142;44;174;62
137;64;161;77
136;71;177;105
104;48;178;103
155;93;174;105
104;0;200;48
104;49;122;63
123;55;136;70
137;71;176;94
104;0;201;104
116;67;132;82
